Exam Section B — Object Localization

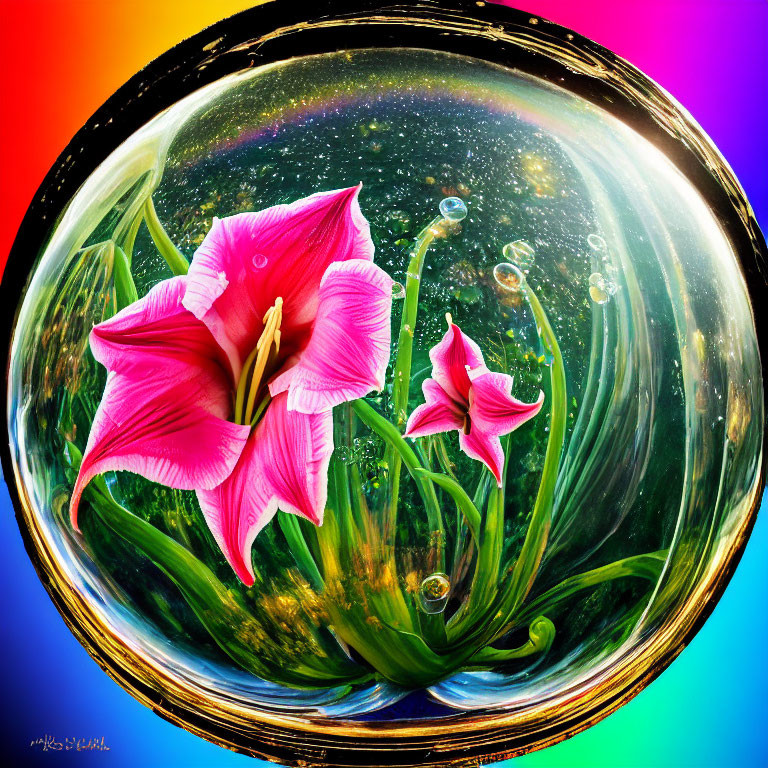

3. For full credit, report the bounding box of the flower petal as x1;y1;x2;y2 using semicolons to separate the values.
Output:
405;379;464;438
182;185;374;379
468;367;544;436
70;373;250;529
459;428;505;487
196;393;333;585
429;322;485;405
269;259;393;413
90;275;230;390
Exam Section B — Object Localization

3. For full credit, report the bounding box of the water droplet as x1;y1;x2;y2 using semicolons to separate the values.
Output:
587;233;607;251
439;196;467;222
252;252;267;269
494;262;525;293
392;282;405;299
419;573;450;614
502;239;535;271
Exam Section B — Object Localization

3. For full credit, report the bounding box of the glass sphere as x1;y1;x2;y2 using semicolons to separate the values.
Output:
2;4;764;764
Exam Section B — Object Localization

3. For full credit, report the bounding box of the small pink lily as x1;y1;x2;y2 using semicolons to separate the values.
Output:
405;315;543;485
71;185;393;585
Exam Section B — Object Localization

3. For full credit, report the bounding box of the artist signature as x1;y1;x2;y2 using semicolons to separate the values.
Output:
30;735;110;752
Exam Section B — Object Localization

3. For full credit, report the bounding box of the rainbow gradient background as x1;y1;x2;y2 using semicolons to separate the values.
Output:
0;1;766;765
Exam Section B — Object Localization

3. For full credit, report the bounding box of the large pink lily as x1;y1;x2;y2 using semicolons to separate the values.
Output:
70;185;393;585
405;316;543;485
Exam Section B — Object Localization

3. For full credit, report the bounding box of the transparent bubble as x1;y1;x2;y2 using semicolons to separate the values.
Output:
419;573;451;614
502;239;536;271
494;262;526;293
588;271;616;304
439;196;468;222
392;282;405;299
251;252;267;269
587;233;607;251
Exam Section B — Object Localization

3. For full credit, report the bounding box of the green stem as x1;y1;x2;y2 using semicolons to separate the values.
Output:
351;399;444;556
112;244;138;310
277;512;324;592
414;469;481;547
119;212;143;265
446;484;504;640
143;197;189;276
386;214;444;548
444;279;565;650
514;551;667;627
499;281;567;619
330;453;354;546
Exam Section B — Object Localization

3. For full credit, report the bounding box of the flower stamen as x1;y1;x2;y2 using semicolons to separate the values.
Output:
235;297;283;425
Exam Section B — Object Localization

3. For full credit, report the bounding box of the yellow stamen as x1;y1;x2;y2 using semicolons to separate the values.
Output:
236;297;283;425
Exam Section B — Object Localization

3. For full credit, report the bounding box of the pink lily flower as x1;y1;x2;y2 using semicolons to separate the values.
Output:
70;185;393;585
405;316;544;486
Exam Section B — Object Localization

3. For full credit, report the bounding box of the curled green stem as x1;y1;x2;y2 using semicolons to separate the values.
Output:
468;615;555;666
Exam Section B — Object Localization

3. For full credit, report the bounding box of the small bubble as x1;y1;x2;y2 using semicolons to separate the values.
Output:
419;573;450;614
588;271;616;304
589;285;609;304
502;239;535;271
588;272;604;287
494;262;525;293
392;282;405;299
439;196;468;222
252;252;267;269
587;233;607;251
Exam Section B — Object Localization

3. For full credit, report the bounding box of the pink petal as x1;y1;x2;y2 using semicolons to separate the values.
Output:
196;393;333;585
182;185;374;379
405;379;465;438
429;322;485;406
459;429;505;487
90;275;230;389
468;367;544;436
70;373;250;529
269;259;393;413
